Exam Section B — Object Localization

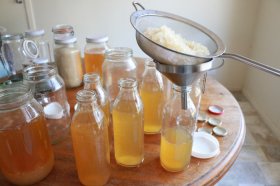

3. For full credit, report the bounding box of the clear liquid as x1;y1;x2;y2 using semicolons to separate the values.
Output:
112;102;144;167
140;88;163;134
160;126;193;172
71;111;110;186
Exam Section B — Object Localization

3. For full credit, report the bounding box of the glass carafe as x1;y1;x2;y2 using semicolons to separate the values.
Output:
71;90;110;186
160;83;201;172
112;78;144;167
0;85;54;185
140;59;164;134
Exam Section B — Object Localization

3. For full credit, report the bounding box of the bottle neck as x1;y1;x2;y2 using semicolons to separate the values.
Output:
105;47;132;62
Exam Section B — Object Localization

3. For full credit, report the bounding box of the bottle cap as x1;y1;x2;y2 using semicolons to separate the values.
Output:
192;132;220;159
32;57;49;64
43;102;64;119
197;127;212;134
208;117;222;126
197;112;208;122
54;36;77;44
25;29;45;37
208;105;224;115
86;35;109;43
213;126;228;137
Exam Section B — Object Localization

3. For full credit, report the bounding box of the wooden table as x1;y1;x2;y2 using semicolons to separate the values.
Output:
0;65;245;186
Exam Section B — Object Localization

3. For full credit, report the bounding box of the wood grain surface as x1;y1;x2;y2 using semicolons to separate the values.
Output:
0;59;245;186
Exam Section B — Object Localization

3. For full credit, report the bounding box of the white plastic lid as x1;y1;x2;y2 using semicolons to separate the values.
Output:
25;29;45;37
197;112;208;122
32;57;49;64
86;35;108;43
208;117;222;126
44;102;64;119
213;126;228;137
192;132;220;159
54;36;77;44
208;105;224;115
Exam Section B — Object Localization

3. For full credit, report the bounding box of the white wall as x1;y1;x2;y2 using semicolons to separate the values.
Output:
243;0;280;138
27;0;259;90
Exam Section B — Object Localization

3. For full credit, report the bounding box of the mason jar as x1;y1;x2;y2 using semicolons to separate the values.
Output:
0;85;54;185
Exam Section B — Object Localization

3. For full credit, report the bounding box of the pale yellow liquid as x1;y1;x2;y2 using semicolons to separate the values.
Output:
160;127;193;172
140;88;163;134
112;101;144;167
71;112;110;186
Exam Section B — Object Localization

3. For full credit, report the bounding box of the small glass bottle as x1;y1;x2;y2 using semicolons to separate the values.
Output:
71;90;110;186
140;59;164;134
102;47;137;105
84;72;112;148
160;84;200;172
54;37;83;88
23;64;71;144
112;78;144;167
0;85;54;185
84;35;109;76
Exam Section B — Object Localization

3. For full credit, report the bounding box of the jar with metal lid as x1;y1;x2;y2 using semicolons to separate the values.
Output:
102;47;137;104
0;84;54;185
71;89;110;186
54;37;83;88
84;35;109;76
25;29;52;62
23;64;71;144
52;24;75;40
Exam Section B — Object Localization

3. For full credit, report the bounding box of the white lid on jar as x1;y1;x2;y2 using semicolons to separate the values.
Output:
55;36;77;44
86;35;108;43
32;57;49;64
25;29;45;37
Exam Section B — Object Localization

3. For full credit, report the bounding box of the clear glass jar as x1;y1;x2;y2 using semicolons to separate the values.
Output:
54;37;83;88
83;72;112;147
52;24;74;40
112;78;144;167
84;35;109;76
25;29;52;62
71;90;110;186
102;47;137;105
0;85;54;185
160;83;201;172
140;59;164;134
23;64;71;144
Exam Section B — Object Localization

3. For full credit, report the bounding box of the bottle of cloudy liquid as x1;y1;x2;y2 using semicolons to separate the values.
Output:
140;59;164;134
71;90;110;186
112;78;144;167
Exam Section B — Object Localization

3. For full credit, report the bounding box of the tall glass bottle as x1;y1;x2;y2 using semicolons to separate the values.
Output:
140;59;164;134
71;90;110;186
160;83;201;172
112;78;144;167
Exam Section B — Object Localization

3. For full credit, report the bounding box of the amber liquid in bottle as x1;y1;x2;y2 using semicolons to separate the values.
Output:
71;111;110;186
84;52;105;75
0;116;54;185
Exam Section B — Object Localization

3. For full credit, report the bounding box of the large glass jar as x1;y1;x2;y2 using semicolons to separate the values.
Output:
71;90;110;186
102;47;137;105
140;59;164;134
84;35;109;76
54;37;83;88
0;85;54;185
112;78;144;167
160;83;201;172
23;64;71;144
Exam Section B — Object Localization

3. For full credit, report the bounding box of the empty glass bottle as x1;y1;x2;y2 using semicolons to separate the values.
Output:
160;83;201;172
112;78;144;167
140;59;164;134
71;90;110;186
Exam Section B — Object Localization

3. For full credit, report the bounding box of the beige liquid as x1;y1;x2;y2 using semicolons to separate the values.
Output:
71;111;110;186
160;126;193;172
140;87;163;134
112;101;144;167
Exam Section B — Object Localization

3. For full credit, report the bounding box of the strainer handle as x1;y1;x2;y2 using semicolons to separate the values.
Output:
220;53;280;77
132;2;145;11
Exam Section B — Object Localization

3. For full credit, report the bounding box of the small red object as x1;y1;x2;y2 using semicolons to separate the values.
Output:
208;105;224;115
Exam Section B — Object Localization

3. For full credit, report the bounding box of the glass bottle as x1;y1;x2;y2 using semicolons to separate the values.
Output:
112;78;144;167
84;72;112;148
54;37;83;88
102;47;137;105
25;29;52;62
160;83;201;172
23;64;71;144
140;59;164;134
0;85;54;185
84;35;109;76
71;90;110;186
